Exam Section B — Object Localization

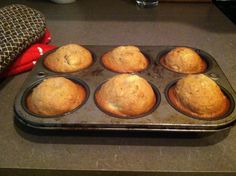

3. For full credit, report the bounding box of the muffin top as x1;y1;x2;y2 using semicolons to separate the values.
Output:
27;77;86;116
174;74;228;118
44;44;93;73
95;74;156;117
102;46;148;73
163;47;206;74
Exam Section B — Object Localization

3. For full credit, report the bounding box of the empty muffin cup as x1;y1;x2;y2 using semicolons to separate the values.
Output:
22;76;89;118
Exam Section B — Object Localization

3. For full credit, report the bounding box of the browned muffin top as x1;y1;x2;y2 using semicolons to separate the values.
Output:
27;77;86;116
172;74;229;118
102;46;148;73
44;44;93;73
95;74;156;117
162;47;206;74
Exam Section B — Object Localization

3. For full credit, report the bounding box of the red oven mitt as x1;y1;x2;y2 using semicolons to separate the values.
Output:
0;28;57;78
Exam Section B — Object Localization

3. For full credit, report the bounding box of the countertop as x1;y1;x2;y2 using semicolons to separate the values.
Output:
1;0;236;175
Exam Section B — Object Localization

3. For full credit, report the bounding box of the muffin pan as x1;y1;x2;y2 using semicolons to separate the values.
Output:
14;46;236;132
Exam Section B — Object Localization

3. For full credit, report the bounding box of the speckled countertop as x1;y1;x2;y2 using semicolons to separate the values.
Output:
0;0;236;175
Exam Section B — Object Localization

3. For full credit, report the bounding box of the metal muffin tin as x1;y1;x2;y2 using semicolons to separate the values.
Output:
14;45;236;132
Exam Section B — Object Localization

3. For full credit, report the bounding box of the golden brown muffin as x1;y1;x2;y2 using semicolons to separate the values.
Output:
44;44;93;73
101;46;148;73
95;74;156;117
27;77;86;116
168;74;229;119
161;47;206;73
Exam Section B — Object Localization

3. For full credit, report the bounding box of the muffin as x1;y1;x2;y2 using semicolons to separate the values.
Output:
27;77;86;116
44;44;93;72
95;74;156;117
161;47;207;73
168;74;229;119
101;46;148;73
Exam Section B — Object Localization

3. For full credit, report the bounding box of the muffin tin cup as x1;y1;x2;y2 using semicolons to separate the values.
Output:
157;47;213;74
43;47;97;74
14;45;236;132
94;80;161;119
21;75;90;119
100;51;152;74
165;79;235;121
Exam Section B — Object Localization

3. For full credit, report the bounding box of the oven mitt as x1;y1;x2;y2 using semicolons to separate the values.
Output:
0;4;46;73
0;29;57;77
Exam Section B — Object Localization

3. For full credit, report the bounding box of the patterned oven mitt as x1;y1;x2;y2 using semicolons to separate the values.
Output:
0;4;46;73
